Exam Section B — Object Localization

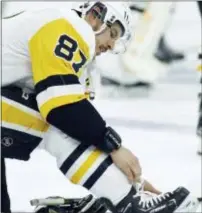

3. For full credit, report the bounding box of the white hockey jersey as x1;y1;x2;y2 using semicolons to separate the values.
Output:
2;8;96;119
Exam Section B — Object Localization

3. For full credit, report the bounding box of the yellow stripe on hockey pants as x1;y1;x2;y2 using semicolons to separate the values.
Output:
70;149;102;184
2;101;49;133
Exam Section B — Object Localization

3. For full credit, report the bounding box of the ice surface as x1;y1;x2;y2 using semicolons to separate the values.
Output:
3;2;202;212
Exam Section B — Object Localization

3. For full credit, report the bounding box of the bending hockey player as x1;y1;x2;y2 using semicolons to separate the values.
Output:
2;1;201;213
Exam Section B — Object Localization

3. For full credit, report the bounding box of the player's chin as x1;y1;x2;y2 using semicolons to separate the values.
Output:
96;50;108;56
96;51;101;56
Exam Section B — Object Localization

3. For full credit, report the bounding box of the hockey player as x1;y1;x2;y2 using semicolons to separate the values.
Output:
1;1;201;213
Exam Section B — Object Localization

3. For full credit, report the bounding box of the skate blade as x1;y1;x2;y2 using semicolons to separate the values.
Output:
174;195;201;213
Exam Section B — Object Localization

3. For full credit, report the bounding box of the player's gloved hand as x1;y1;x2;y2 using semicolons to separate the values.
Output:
110;146;142;183
33;195;115;213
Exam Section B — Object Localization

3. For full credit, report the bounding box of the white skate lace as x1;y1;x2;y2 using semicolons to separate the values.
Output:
134;179;174;210
136;192;173;209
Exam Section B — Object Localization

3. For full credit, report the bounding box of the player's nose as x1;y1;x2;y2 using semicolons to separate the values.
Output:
107;39;116;50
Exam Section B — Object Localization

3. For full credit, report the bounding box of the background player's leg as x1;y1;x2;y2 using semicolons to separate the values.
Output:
197;1;202;16
1;158;11;213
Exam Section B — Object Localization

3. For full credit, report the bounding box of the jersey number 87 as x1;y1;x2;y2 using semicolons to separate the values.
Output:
54;34;87;73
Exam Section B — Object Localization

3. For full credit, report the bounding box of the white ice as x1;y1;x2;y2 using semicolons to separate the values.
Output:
3;2;202;212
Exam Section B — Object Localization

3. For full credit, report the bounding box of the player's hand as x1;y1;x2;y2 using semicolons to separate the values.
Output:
143;179;161;195
110;146;142;183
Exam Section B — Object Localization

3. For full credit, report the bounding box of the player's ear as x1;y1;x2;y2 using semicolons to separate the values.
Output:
86;10;101;31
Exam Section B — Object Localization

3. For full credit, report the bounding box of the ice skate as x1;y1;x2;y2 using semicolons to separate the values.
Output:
132;187;201;213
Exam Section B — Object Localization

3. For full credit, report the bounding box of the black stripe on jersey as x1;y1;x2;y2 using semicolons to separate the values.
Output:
60;144;90;175
35;74;80;94
83;156;113;189
1;86;38;111
1;126;42;161
198;53;202;59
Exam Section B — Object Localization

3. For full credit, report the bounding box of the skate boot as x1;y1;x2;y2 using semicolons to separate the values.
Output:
116;186;201;213
198;140;202;155
154;36;185;64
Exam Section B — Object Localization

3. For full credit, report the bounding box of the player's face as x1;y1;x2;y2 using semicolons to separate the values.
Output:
95;22;123;56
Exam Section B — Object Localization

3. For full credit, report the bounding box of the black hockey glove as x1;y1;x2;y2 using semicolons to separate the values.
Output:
33;194;117;213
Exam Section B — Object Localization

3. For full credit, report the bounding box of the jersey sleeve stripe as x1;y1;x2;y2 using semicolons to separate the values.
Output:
35;74;80;94
36;84;85;108
38;93;86;119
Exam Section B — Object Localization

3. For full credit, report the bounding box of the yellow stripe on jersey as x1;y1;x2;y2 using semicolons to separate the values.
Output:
70;149;102;184
2;102;49;132
39;94;86;119
29;18;90;83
